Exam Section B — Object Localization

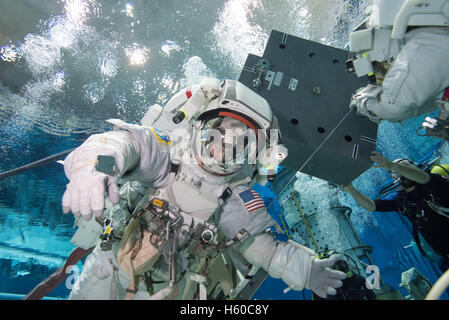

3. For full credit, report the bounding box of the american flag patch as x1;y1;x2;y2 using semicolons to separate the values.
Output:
239;189;265;213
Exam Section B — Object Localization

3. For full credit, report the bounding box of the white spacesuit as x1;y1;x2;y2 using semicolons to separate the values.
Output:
348;0;449;123
61;78;346;300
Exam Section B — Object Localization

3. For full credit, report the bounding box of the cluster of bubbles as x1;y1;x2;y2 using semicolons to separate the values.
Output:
0;0;369;137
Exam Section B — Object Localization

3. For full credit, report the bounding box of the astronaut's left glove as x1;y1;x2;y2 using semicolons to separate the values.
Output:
306;253;347;298
241;234;346;298
350;84;383;123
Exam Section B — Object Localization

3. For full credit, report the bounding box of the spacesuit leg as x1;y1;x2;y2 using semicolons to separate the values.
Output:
365;28;449;122
69;245;126;300
70;242;184;300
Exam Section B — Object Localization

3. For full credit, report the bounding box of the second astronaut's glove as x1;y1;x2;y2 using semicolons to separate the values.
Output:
350;84;383;123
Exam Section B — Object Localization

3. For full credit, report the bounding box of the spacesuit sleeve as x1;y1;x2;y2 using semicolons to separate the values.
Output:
367;28;449;121
217;186;279;241
217;187;314;291
64;119;171;188
239;232;315;292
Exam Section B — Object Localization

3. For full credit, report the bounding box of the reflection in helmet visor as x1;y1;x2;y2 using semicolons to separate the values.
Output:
195;117;257;176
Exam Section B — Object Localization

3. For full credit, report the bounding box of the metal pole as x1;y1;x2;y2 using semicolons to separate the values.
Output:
0;148;76;180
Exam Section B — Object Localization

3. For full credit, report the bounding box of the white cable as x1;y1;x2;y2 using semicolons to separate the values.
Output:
425;268;449;300
267;108;355;210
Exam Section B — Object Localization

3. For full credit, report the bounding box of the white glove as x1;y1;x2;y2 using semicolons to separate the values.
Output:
278;241;346;299
62;165;120;220
306;254;347;298
62;119;172;220
242;235;346;299
61;132;127;220
350;84;383;123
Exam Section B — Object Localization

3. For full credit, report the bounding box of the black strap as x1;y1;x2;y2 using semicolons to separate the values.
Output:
170;162;180;174
207;187;233;226
219;187;233;203
412;222;427;257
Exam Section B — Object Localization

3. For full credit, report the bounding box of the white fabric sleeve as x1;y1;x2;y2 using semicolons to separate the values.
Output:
64;119;170;187
240;233;314;291
366;27;449;122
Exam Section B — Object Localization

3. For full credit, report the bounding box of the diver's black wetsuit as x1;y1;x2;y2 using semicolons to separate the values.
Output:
374;174;449;258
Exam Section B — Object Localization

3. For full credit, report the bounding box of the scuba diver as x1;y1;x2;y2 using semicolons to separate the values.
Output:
60;78;346;300
341;151;449;270
347;0;449;123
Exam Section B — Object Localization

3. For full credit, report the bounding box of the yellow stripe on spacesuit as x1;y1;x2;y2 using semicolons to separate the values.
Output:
152;198;164;207
149;127;172;145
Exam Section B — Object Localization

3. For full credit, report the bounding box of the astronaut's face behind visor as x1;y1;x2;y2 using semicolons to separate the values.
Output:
193;116;258;177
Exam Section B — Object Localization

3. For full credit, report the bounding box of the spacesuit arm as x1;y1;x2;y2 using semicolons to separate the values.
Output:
240;233;346;298
352;28;449;123
218;186;345;297
64;123;140;181
62;119;170;219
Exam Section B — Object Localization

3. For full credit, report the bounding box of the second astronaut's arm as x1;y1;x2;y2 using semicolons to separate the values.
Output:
351;28;449;123
62;119;170;220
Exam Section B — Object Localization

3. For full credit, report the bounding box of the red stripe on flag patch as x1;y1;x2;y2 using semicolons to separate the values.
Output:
443;87;449;102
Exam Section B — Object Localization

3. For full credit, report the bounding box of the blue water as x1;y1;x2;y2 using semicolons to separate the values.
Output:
1;0;447;300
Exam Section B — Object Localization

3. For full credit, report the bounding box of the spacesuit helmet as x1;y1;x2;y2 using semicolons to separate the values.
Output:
348;0;449;78
194;116;257;176
191;79;287;178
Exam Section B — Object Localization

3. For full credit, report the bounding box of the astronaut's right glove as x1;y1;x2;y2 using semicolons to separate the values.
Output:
61;124;145;220
350;84;383;124
62;120;171;220
62;147;121;220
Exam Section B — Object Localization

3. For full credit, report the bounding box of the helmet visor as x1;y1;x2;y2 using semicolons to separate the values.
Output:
193;116;257;176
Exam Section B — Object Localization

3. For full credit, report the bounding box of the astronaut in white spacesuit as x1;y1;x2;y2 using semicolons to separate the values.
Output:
61;78;346;300
348;0;449;123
